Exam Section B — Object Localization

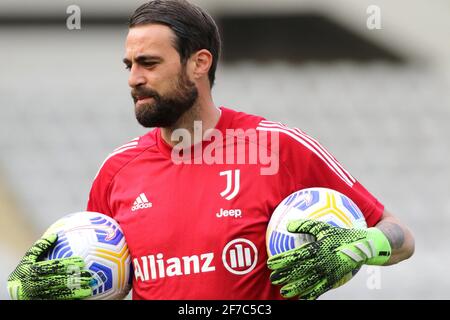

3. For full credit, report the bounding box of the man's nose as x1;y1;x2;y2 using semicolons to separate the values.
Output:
128;66;146;88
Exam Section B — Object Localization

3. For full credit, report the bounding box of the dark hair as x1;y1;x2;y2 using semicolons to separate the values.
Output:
129;0;221;87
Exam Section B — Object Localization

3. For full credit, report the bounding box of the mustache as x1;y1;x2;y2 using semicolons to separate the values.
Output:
131;87;160;102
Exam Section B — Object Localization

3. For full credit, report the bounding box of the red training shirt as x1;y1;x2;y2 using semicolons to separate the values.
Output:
87;106;384;300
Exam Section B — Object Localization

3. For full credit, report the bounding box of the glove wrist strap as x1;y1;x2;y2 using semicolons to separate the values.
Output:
365;227;392;265
7;280;22;300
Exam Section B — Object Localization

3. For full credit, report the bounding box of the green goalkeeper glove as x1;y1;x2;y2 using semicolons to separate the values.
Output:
7;233;93;300
267;219;391;300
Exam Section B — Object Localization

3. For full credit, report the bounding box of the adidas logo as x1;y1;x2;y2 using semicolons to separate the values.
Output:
132;193;152;211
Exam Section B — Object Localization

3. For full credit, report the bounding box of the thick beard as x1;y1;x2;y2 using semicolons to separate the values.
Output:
133;68;198;128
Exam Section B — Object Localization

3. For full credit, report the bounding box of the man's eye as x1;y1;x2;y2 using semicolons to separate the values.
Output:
125;65;131;71
143;62;157;68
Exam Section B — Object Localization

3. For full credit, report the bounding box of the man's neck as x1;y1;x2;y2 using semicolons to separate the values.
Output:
160;98;221;148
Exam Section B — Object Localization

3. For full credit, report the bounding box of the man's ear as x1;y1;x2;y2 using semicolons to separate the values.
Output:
188;49;213;81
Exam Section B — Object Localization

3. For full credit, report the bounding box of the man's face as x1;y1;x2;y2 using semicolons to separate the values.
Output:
124;24;198;128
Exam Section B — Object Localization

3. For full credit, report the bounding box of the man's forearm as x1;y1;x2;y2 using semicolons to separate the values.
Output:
375;210;415;265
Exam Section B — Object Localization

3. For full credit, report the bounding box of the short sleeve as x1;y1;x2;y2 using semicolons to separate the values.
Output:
86;170;113;217
303;150;384;227
275;125;384;227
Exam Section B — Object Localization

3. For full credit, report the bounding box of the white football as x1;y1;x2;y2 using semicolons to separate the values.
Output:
266;187;367;287
43;211;132;300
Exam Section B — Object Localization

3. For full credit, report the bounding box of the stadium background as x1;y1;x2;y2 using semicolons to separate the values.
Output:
1;0;449;299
